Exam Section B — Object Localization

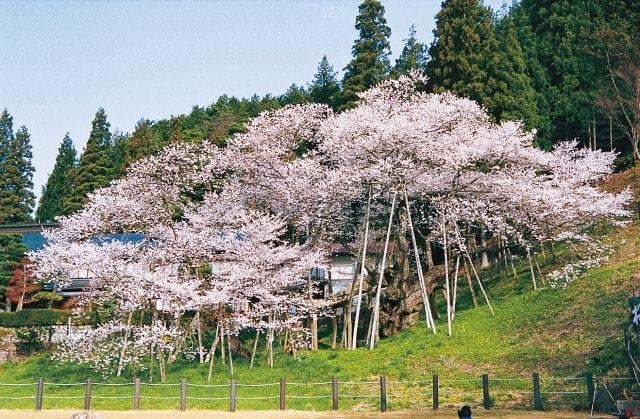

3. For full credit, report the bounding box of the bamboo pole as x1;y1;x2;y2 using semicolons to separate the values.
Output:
370;191;397;350
404;188;436;333
352;187;372;349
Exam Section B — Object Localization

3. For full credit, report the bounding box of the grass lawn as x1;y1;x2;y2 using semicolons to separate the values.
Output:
0;221;638;412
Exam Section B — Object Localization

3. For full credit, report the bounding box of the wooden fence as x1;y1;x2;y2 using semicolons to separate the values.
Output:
0;373;636;412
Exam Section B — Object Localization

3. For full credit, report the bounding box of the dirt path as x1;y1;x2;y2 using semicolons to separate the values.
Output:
0;409;593;418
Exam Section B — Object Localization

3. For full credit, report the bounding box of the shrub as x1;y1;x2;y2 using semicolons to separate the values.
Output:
15;327;45;355
0;309;71;327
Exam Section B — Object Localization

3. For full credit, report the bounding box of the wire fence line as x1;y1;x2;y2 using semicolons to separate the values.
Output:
0;373;636;412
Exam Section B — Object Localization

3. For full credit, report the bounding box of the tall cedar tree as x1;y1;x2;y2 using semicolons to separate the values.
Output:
488;15;539;131
0;110;34;311
427;0;499;110
510;0;605;146
509;5;553;148
36;133;77;222
309;55;341;109
340;0;391;110
393;25;428;76
62;108;114;215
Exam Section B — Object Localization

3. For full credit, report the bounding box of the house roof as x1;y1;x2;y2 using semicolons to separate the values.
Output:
0;223;144;252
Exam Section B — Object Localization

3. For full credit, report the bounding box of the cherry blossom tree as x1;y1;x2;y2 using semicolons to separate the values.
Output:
33;71;631;372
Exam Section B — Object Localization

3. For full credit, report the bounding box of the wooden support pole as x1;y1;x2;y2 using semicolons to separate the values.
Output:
84;378;92;411
35;378;43;410
405;189;436;333
332;376;338;410
180;378;187;411
133;377;141;410
442;212;452;336
586;372;595;410
533;372;542;411
453;222;494;315
229;378;237;412
482;373;490;410
279;377;286;410
379;376;387;412
451;255;460;320
527;248;538;291
250;329;259;369
432;374;439;410
370;191;397;349
352;187;372;349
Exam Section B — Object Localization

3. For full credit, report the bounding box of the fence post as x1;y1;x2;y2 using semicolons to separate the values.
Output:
332;376;338;410
35;378;43;410
180;378;187;411
379;376;387;412
279;377;286;411
229;378;237;412
133;377;141;410
533;372;542;410
586;372;595;410
432;374;439;410
84;378;92;411
482;373;490;410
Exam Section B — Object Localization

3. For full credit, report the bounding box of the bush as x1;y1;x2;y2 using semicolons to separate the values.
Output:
0;309;71;327
15;327;45;355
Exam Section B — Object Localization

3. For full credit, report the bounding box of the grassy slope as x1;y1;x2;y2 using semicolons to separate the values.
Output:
1;174;639;411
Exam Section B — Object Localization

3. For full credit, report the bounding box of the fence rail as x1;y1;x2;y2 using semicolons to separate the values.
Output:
0;373;635;412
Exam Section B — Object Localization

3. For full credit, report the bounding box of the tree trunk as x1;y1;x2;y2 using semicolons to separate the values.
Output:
377;206;430;338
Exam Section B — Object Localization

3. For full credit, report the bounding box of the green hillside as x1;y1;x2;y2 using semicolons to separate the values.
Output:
1;209;638;411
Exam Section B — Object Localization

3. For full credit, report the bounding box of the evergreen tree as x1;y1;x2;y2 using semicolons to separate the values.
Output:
0;110;13;160
308;55;341;108
110;131;129;178
510;0;605;146
487;15;539;130
393;25;428;76
123;119;158;166
279;84;310;106
509;4;553;148
62;108;114;214
0;112;34;311
0;126;35;223
340;0;392;109
426;0;499;107
36;133;77;222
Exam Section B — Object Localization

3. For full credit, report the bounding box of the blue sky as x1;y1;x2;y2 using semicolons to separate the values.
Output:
1;0;506;200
